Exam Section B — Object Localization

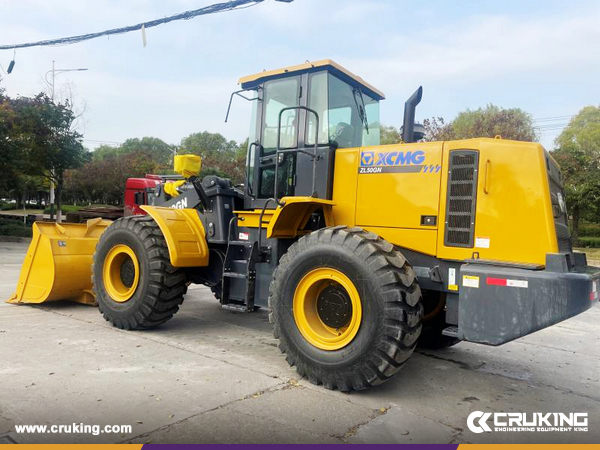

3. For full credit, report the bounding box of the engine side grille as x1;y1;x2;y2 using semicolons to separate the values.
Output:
444;150;479;247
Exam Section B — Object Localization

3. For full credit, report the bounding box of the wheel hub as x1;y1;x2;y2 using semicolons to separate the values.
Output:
102;244;140;303
317;284;352;328
292;268;362;351
119;258;136;288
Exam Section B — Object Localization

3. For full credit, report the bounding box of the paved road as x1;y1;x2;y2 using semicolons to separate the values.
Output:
0;241;598;444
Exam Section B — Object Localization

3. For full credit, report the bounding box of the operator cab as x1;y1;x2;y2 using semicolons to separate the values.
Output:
238;60;385;209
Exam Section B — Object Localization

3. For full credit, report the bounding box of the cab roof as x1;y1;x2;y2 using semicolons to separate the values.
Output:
238;59;385;101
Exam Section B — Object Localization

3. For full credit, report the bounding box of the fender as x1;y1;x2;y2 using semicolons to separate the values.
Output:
267;197;335;239
140;206;209;267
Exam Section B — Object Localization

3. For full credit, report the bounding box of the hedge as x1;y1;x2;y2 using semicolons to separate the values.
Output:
578;223;600;237
0;203;43;211
577;237;600;248
42;204;80;214
0;218;32;237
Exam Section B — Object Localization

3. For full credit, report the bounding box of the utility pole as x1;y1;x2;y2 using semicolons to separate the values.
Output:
45;61;88;222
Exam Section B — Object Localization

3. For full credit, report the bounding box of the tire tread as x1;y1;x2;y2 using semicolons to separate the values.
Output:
269;226;423;391
92;216;188;330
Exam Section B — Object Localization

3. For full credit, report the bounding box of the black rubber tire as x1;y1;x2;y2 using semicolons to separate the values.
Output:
269;226;423;391
417;291;461;349
92;216;188;330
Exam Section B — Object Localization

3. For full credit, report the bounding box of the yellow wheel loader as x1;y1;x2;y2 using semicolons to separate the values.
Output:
10;60;600;391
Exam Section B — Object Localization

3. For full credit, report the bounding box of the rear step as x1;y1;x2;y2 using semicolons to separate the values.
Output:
222;272;247;279
221;303;256;313
441;326;459;338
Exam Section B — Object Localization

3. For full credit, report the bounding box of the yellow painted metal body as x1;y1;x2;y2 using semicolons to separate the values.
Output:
293;267;362;351
234;197;335;239
141;206;209;267
436;139;557;265
174;154;202;178
330;139;558;266
235;209;275;228
267;197;335;239
163;179;186;198
8;218;111;305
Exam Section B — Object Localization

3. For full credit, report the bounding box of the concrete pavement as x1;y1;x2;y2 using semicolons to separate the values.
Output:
0;241;599;444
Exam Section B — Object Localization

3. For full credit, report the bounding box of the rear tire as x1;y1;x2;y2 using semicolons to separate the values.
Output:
269;227;423;391
92;216;188;330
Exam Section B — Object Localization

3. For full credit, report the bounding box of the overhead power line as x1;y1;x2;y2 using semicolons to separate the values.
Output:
0;0;290;50
82;139;123;145
532;115;575;123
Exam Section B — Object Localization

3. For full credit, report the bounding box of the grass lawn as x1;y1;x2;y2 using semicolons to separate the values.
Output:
0;209;44;216
575;247;600;262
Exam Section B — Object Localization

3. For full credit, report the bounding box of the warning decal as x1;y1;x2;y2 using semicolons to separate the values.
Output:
462;275;480;288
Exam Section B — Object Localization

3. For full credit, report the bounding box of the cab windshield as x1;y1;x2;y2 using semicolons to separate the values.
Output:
307;72;380;148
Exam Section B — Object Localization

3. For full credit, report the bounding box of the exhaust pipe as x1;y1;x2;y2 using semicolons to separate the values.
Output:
402;86;423;143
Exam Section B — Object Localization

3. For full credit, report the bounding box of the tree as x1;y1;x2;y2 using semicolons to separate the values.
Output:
380;125;401;145
92;144;119;161
423;105;537;142
180;131;238;155
120;137;175;168
10;93;89;218
93;138;175;169
179;131;245;183
67;148;163;205
422;117;454;142
551;106;600;243
458;105;536;141
0;79;20;193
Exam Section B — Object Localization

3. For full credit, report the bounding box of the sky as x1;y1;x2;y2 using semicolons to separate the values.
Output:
1;0;599;151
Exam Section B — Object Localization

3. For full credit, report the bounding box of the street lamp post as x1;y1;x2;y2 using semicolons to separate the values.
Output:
45;61;88;222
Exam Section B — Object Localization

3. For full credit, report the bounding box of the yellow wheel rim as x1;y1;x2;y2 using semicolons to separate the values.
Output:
293;268;362;351
102;244;140;303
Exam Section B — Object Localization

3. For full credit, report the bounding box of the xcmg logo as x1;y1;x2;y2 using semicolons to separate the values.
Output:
361;150;425;167
359;150;428;174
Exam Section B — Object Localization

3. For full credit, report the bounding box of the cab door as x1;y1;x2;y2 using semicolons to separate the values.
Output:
253;76;302;206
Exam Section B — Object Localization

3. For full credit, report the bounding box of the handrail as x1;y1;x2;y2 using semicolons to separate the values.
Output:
245;142;260;199
274;106;320;202
484;159;492;195
257;198;278;253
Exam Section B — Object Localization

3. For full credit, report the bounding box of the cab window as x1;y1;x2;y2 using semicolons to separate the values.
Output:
306;72;381;148
261;77;300;154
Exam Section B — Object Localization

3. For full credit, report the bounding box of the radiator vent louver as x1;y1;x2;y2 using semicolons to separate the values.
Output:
444;150;479;247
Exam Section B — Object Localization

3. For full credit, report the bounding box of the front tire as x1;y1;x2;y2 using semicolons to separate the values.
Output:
269;227;423;391
92;216;188;330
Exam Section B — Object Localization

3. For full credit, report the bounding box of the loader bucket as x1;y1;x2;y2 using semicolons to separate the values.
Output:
7;218;112;306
